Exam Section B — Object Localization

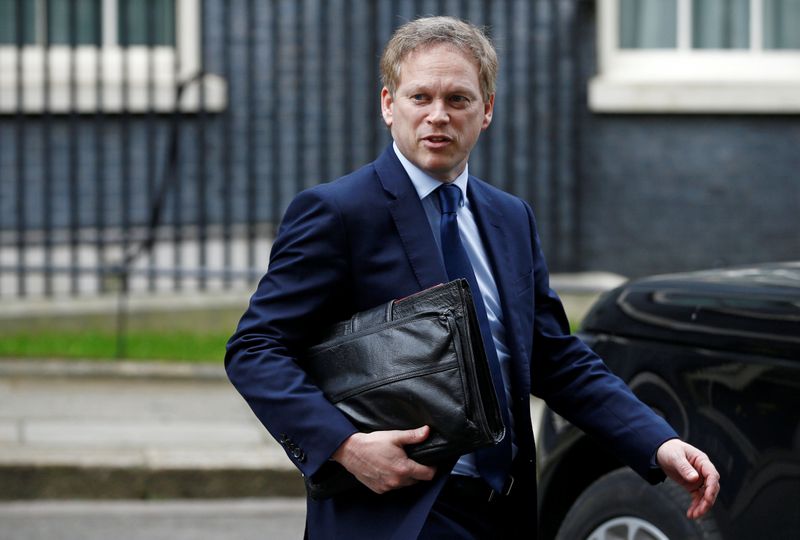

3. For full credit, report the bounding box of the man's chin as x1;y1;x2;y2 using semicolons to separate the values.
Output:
416;156;460;180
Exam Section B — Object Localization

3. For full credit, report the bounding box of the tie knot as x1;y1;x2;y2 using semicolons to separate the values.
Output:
437;183;462;215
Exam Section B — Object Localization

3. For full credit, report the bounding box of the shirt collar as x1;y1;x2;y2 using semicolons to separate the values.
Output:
393;141;469;207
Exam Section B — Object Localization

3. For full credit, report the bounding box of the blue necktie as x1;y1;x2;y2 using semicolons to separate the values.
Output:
437;183;512;492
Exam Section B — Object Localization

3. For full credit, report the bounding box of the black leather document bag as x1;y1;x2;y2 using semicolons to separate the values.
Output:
302;279;506;499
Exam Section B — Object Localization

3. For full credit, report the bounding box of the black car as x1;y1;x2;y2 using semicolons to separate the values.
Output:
537;262;800;540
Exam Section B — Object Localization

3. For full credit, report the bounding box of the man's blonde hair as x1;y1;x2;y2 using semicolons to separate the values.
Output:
380;16;498;102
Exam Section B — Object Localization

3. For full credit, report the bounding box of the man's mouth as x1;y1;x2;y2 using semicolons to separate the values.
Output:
422;135;453;147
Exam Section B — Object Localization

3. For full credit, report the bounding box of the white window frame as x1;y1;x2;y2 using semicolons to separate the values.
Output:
0;0;226;113
590;0;800;113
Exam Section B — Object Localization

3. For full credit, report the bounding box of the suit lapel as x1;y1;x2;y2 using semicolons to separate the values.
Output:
468;177;530;396
468;177;515;311
374;147;448;290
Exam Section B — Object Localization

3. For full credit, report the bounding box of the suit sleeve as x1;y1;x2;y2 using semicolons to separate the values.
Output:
225;187;358;477
522;201;677;483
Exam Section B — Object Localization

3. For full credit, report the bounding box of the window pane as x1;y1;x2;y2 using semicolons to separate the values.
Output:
118;0;175;46
47;0;101;45
764;0;800;49
0;0;37;45
620;0;677;48
693;0;749;49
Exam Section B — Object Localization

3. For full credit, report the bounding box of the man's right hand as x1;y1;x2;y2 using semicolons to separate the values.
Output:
331;425;437;494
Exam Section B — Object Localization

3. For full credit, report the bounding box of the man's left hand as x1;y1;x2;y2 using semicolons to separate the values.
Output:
656;438;721;520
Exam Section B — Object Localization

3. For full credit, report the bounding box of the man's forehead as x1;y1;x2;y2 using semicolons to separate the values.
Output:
397;44;481;86
402;43;477;68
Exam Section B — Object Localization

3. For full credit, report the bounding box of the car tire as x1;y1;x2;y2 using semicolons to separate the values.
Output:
555;468;721;540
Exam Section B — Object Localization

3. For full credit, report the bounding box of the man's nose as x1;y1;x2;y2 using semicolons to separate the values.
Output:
426;100;449;124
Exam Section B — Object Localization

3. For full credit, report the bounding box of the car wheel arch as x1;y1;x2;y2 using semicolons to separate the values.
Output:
554;468;722;540
538;432;622;539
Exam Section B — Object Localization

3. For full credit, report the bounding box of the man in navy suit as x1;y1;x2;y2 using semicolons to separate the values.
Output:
226;16;720;539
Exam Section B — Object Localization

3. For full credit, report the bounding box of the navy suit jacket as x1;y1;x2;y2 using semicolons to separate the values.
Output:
225;146;677;539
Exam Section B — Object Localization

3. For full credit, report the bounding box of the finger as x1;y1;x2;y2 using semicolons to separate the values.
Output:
676;458;701;486
688;495;712;520
702;476;720;508
392;425;431;445
698;461;720;492
407;462;437;482
693;461;720;506
376;461;435;493
687;475;720;519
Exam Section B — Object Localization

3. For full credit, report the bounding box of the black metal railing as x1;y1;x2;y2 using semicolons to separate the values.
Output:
0;0;583;299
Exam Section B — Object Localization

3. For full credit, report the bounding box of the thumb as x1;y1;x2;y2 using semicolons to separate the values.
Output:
658;440;702;486
676;458;700;485
394;425;431;445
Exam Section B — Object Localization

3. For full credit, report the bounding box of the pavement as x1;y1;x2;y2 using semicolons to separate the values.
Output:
0;359;304;500
0;498;308;540
0;358;551;501
0;272;625;501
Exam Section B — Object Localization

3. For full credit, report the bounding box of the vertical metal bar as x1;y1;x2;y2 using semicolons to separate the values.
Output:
146;0;157;291
95;0;106;293
367;0;380;161
548;0;562;267
303;0;316;187
505;0;517;197
571;0;584;270
270;0;281;237
751;0;763;50
479;0;491;180
221;0;232;288
197;0;207;290
245;0;256;278
461;0;481;174
375;0;392;152
489;0;507;191
343;0;353;171
120;0;132;289
42;0;54;296
172;0;184;290
68;0;79;294
521;0;534;205
534;0;554;255
14;0;27;297
552;0;579;270
319;0;328;181
304;0;310;186
104;0;117;46
296;0;305;192
677;0;691;50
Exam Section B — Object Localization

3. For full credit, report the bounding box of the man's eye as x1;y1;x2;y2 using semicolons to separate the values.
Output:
411;94;427;102
450;95;469;105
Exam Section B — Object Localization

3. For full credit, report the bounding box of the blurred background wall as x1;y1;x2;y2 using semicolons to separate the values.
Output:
1;0;798;301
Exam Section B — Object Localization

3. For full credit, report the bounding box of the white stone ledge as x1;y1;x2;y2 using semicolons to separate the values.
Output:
590;77;800;114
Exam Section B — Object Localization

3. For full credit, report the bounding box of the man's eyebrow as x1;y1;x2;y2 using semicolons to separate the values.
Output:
403;83;479;97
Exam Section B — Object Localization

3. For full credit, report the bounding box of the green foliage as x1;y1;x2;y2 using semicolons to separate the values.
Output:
0;330;229;363
0;319;582;362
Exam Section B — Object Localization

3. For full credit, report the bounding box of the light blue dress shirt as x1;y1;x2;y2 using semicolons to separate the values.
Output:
392;142;516;478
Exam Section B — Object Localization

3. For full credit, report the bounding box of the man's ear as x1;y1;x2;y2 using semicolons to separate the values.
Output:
482;93;495;130
381;87;393;127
